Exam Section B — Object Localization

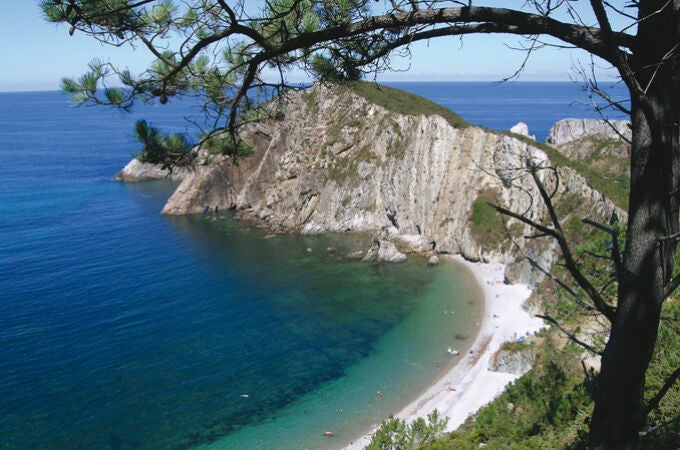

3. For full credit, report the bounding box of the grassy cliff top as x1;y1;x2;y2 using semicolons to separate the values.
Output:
343;81;470;129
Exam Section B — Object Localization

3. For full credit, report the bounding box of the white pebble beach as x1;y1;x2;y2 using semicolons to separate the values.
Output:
345;256;545;449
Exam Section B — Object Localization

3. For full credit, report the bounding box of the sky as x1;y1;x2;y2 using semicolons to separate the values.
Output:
1;2;624;92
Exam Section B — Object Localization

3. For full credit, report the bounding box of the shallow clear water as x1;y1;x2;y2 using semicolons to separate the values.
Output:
0;82;626;449
194;244;481;449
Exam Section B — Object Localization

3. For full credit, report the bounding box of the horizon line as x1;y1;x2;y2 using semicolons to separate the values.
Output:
0;79;589;94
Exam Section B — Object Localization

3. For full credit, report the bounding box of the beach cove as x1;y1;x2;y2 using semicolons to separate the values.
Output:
346;256;545;448
190;239;484;450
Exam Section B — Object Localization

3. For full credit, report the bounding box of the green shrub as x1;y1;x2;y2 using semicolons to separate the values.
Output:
201;133;253;158
439;342;592;449
470;187;507;250
365;410;448;450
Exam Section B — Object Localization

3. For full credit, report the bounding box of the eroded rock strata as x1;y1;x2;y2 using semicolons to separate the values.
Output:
120;84;626;284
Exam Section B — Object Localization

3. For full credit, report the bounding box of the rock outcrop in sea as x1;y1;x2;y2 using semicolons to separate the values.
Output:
119;83;627;282
115;158;192;182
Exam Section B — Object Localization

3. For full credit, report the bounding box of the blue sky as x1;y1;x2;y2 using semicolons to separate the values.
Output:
1;2;620;92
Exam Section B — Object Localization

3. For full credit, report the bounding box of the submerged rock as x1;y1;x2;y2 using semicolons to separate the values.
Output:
345;250;364;260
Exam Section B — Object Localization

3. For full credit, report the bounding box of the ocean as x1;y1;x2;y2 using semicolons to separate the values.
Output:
0;82;627;449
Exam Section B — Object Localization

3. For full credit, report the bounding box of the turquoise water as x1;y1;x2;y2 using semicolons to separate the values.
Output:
0;83;625;449
191;234;482;450
171;216;483;449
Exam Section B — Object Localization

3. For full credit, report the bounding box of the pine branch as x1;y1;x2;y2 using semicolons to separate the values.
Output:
642;365;680;418
640;414;680;438
537;314;604;355
525;256;600;313
531;168;617;322
581;218;624;280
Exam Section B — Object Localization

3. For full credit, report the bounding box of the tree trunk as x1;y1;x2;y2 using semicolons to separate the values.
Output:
589;106;677;448
589;3;680;445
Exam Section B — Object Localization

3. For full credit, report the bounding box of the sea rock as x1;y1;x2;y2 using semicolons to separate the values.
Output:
546;118;631;145
345;250;364;260
160;161;236;215
362;229;407;263
428;255;440;266
510;122;535;140
114;158;192;182
546;118;631;166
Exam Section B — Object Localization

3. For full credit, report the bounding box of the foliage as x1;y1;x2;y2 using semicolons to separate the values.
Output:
39;0;391;157
365;409;448;450
309;53;363;81
574;136;629;182
470;187;508;251
435;341;592;450
640;298;680;448
426;316;680;450
427;207;674;449
436;221;678;450
537;205;625;334
200;132;253;159
426;275;680;450
134;120;191;166
545;150;629;211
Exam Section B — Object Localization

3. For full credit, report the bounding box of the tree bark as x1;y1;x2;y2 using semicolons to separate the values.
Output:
589;2;680;446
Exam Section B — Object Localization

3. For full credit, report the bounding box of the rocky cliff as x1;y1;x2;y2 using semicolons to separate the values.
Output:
546;118;631;146
121;83;625;285
115;158;193;182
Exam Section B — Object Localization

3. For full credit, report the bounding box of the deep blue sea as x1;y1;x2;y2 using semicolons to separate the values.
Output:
0;82;627;450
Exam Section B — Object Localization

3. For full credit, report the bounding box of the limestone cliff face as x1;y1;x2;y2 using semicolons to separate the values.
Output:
546;118;631;146
130;84;624;284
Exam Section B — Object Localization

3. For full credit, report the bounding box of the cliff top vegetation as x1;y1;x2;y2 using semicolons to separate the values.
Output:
344;82;470;130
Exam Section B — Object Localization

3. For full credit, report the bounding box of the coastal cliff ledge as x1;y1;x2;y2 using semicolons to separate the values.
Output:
118;82;626;285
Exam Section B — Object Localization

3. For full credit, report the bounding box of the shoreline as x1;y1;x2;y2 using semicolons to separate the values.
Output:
344;256;545;449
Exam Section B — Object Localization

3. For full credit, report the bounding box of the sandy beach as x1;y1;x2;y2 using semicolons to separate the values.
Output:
345;256;545;449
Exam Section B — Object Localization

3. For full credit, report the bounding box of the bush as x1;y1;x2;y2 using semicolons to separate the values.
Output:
438;342;592;449
201;132;253;159
470;187;507;250
365;410;448;450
